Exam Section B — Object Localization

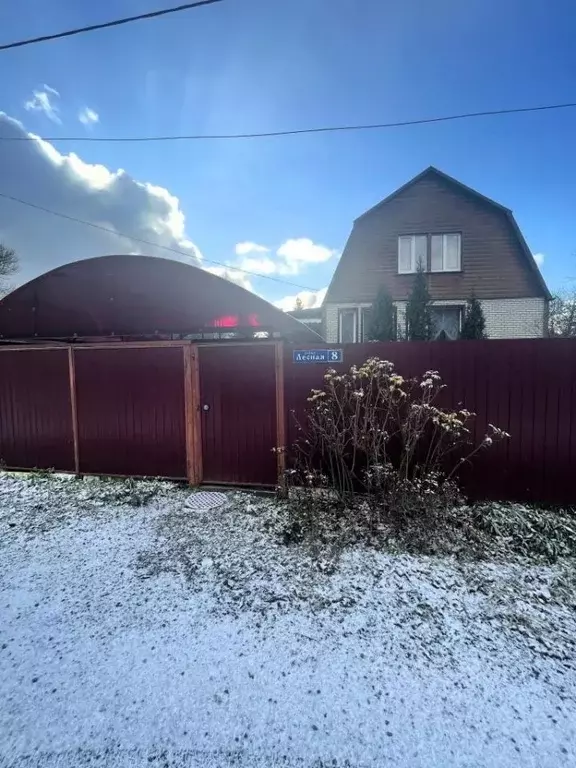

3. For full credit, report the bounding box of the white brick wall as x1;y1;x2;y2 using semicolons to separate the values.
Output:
324;304;338;343
324;297;547;342
324;303;373;343
481;297;546;338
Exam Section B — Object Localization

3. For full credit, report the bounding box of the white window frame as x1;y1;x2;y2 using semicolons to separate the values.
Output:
398;235;428;274
338;308;358;343
430;304;463;340
431;233;461;273
360;307;372;342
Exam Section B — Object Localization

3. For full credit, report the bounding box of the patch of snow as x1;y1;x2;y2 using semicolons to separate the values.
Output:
0;474;575;767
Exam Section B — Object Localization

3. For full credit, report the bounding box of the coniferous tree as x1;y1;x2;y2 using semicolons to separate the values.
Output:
461;295;488;339
368;286;397;341
406;265;432;341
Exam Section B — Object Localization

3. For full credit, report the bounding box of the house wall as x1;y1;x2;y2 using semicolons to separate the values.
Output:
324;297;547;342
325;302;372;343
481;297;547;338
325;173;547;306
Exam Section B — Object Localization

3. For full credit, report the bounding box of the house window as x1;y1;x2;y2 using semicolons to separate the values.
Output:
338;309;357;342
398;235;427;273
431;234;461;272
360;308;372;341
430;306;461;340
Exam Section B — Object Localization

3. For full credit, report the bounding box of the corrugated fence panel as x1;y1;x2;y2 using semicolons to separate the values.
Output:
2;339;576;503
74;347;187;478
198;344;278;485
285;339;576;505
0;349;74;470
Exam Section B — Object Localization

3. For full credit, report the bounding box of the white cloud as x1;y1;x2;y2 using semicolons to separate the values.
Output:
205;266;253;293
533;252;545;268
78;107;99;127
238;256;277;275
274;287;327;312
1;109;338;307
0;112;202;284
0;112;331;306
235;241;269;256
277;238;337;269
24;85;61;124
233;238;338;278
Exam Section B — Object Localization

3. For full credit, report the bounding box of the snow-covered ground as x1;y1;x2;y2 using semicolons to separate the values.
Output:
1;473;575;768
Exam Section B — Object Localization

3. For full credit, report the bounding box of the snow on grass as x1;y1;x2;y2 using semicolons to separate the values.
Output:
1;473;575;767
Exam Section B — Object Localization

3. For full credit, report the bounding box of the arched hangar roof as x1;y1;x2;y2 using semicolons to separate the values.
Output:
0;255;320;341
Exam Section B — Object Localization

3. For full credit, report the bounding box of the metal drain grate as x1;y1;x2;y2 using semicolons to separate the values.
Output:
184;491;229;511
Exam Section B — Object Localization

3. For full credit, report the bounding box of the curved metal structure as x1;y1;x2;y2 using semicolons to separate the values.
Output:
0;255;318;341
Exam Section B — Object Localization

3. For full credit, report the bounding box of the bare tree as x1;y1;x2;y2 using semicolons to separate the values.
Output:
0;244;18;297
548;289;576;337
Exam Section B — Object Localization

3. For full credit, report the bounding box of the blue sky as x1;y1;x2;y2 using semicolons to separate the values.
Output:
1;0;575;307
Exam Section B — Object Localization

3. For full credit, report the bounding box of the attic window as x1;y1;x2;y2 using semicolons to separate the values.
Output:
398;235;427;273
431;234;461;272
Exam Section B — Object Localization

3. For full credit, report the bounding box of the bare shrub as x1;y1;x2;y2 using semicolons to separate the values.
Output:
284;357;509;547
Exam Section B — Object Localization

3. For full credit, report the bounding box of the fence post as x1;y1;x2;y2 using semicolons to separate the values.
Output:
67;346;80;475
183;344;202;485
275;340;287;493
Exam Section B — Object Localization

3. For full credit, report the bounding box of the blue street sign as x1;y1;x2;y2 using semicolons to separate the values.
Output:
293;349;344;364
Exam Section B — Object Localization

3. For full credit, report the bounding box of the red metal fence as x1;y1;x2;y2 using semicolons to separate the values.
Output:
285;339;576;505
74;347;187;479
0;348;74;471
0;342;282;487
1;339;576;504
197;344;279;486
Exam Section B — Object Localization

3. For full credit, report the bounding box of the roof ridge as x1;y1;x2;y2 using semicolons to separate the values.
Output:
354;166;511;223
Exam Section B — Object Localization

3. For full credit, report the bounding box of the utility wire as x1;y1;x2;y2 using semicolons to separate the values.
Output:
3;101;576;142
0;0;224;51
0;192;319;293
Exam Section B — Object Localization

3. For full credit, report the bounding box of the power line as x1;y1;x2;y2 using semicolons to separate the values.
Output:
0;191;319;293
3;101;576;142
0;0;224;51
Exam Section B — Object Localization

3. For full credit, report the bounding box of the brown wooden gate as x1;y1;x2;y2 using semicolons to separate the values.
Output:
197;343;281;486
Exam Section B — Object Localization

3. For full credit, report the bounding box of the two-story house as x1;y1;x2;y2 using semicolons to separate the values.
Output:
322;167;550;343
